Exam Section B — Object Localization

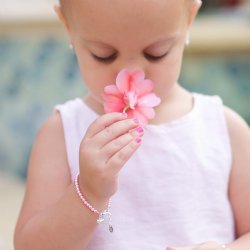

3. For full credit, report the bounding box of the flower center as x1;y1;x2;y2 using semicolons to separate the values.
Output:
123;91;137;113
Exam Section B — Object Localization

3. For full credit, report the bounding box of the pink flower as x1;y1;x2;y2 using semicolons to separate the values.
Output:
102;69;161;124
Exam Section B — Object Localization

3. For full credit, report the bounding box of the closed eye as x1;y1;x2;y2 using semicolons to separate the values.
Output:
144;52;169;61
91;51;168;63
91;53;117;63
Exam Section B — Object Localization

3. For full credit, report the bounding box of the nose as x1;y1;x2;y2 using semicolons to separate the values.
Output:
116;57;146;75
126;66;143;74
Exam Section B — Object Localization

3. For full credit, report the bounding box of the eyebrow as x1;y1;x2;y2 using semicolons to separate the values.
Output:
146;34;180;49
81;38;114;49
81;33;179;50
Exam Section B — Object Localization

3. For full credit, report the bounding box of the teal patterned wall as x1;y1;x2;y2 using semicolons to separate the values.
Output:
0;35;249;179
181;54;250;123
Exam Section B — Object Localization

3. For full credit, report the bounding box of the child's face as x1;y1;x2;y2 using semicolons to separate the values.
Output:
57;0;201;110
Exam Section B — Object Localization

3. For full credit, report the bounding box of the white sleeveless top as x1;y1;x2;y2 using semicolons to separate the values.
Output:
55;93;235;249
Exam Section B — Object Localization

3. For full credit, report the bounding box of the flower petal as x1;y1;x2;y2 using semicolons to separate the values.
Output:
116;68;130;93
102;94;124;104
133;79;154;97
102;92;125;113
123;91;137;109
103;100;125;113
136;106;155;119
130;69;145;84
125;109;135;119
104;85;123;97
103;68;161;124
130;109;149;125
137;93;161;107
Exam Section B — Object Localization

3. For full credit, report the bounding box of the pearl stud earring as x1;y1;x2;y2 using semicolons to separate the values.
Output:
185;32;190;46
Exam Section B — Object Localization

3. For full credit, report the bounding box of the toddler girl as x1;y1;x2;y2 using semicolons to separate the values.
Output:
14;0;250;249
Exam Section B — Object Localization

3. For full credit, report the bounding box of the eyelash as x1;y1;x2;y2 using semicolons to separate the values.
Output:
92;52;168;63
92;53;117;63
144;52;169;61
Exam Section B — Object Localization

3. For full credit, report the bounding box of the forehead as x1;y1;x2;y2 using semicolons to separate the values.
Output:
67;0;187;44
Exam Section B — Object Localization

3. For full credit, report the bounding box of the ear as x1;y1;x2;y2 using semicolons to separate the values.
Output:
186;0;202;29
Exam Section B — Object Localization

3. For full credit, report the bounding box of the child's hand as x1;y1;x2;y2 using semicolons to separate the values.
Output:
78;112;144;205
166;241;227;250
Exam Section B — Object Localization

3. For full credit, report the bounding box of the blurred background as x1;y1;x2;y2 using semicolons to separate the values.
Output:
0;0;250;249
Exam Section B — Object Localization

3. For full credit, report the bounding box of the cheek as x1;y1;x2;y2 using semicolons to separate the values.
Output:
148;44;184;94
76;53;117;99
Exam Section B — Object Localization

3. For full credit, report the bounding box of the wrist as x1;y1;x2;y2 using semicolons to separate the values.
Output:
77;174;110;211
74;174;113;233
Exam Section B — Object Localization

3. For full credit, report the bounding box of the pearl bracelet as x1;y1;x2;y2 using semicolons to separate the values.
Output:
221;244;231;250
74;174;113;232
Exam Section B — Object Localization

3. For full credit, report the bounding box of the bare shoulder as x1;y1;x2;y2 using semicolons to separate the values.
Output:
224;106;250;140
224;106;250;236
30;111;70;184
35;111;68;163
15;111;71;231
29;110;72;195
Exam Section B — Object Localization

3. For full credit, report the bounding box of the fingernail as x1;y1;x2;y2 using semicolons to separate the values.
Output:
133;118;139;124
135;137;142;144
136;126;144;133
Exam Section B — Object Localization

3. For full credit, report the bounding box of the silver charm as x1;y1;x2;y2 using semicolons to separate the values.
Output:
97;210;113;233
109;225;114;233
97;210;111;224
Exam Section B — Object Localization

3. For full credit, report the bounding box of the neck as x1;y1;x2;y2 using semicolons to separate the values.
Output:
83;94;105;115
149;84;192;125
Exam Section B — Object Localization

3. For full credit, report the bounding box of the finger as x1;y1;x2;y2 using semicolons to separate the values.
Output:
129;126;144;138
101;127;144;160
86;112;128;138
93;118;141;148
106;136;142;172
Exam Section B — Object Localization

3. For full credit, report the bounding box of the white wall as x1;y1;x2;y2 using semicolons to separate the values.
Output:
0;0;58;21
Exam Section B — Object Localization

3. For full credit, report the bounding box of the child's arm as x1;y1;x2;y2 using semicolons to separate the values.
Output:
14;112;142;250
166;107;250;250
225;107;250;250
